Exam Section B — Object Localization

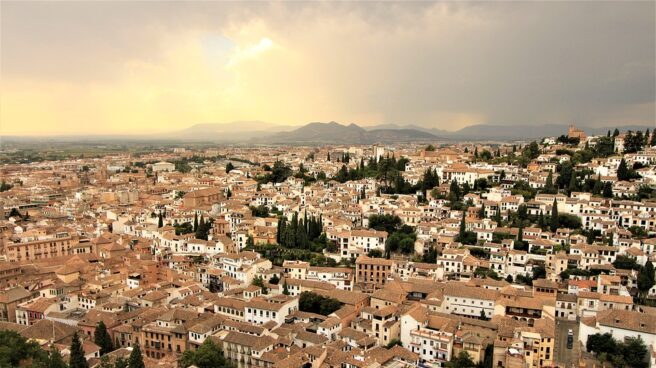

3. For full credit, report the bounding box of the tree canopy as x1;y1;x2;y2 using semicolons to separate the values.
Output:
299;291;342;315
180;339;234;368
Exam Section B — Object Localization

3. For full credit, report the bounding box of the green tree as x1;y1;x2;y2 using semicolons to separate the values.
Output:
276;216;286;244
45;345;69;368
568;170;578;194
180;339;234;368
0;330;47;367
602;182;613;198
368;214;402;234
385;339;402;348
523;141;540;160
368;249;383;258
612;255;639;270
637;261;655;298
586;333;617;355
595;136;615;157
0;181;13;192
252;276;267;294
592;176;603;195
448;179;461;203
537;210;546;230
457;215;466;241
556;162;574;190
98;356;113;368
69;332;89;368
621;336;648;368
399;237;415;254
94;321;114;355
550;198;559;232
623;130;644;153
543;172;556;194
587;333;648;368
617;158;630;181
282;281;290;295
127;344;145;368
225;162;235;173
298;292;342;315
422;246;438;263
158;213;163;228
114;357;128;368
445;351;476;368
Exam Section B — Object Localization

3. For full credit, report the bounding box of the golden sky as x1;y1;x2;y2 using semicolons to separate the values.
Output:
1;2;654;136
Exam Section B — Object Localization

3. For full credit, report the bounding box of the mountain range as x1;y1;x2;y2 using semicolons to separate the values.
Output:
3;121;651;143
163;121;652;143
263;122;438;144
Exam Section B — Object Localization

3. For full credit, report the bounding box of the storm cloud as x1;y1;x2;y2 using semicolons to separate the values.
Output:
1;1;654;135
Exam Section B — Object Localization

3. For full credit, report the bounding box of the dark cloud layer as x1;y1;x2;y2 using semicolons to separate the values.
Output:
1;1;654;134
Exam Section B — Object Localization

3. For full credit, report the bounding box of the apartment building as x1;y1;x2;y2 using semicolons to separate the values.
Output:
355;256;393;291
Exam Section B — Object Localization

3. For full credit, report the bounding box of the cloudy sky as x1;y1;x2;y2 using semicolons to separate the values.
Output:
1;1;654;136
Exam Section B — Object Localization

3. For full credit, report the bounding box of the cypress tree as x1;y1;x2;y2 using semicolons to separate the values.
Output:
193;213;198;232
637;261;655;298
288;212;299;247
94;321;114;355
478;204;486;219
296;219;308;249
538;210;546;229
458;215;466;242
603;182;613;198
568;171;578;194
550;198;559;232
158;213;163;228
128;344;145;368
282;281;290;295
544;172;555;194
276;217;285;244
617;158;629;181
304;212;309;235
517;222;524;244
592;175;603;195
69;332;89;368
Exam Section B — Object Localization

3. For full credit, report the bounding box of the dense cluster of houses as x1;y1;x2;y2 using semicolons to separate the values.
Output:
1;128;655;368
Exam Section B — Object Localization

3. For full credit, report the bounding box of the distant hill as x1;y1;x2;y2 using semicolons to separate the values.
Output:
265;122;439;144
365;123;653;141
6;121;650;143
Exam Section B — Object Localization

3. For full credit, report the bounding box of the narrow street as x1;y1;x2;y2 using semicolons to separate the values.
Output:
554;319;580;368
